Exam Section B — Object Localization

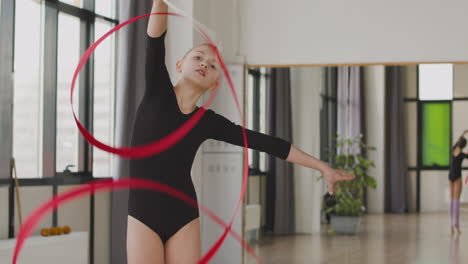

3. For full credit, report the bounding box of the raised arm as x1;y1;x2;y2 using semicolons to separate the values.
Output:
148;0;168;38
144;0;173;98
462;130;468;138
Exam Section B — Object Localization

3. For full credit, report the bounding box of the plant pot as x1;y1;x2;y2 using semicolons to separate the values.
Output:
330;216;361;235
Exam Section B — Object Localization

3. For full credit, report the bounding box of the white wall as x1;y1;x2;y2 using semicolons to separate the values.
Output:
290;67;323;234
239;0;468;65
193;0;244;64
363;66;386;213
167;0;244;72
166;0;194;82
454;65;468;98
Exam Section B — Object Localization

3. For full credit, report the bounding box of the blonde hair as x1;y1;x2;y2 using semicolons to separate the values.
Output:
181;43;219;60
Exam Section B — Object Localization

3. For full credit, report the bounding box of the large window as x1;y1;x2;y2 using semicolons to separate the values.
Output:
12;0;118;178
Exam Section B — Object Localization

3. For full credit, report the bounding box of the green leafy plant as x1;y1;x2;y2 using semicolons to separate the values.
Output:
321;135;377;217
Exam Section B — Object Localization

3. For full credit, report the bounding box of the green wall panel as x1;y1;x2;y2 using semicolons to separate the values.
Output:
422;103;451;167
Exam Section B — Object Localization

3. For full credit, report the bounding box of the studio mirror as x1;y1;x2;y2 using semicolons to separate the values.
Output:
238;63;468;263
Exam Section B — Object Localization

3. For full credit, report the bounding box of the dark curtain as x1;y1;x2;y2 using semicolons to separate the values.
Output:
385;66;409;213
111;1;152;263
265;68;295;234
320;68;338;163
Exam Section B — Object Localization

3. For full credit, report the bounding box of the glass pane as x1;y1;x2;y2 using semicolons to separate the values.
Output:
56;12;80;172
419;64;453;101
259;68;267;172
247;73;254;168
93;19;115;177
13;0;42;178
95;0;115;18
422;103;450;167
60;0;82;8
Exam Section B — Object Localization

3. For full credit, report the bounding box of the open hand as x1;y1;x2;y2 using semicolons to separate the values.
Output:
322;167;355;195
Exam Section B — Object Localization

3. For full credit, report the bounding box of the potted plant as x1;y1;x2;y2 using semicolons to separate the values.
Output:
321;135;377;235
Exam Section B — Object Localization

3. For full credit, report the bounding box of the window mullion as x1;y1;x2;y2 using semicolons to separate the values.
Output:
252;72;260;170
78;15;94;173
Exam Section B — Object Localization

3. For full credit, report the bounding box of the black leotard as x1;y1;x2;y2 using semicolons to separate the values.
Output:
449;152;468;182
127;31;292;243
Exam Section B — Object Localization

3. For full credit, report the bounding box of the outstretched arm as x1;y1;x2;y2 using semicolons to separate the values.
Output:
148;0;168;38
286;145;355;195
207;110;355;194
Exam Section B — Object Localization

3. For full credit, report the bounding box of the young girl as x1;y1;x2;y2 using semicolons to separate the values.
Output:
126;1;355;263
449;130;468;235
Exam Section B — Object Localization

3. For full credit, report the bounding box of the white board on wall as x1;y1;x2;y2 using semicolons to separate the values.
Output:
200;64;245;263
201;153;243;264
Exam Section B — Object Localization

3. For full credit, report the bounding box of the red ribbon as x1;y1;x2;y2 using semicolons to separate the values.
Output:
14;12;255;264
12;178;262;264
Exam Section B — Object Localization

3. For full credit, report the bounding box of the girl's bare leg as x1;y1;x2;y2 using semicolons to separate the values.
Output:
165;218;201;264
127;215;165;264
449;180;454;199
453;178;463;200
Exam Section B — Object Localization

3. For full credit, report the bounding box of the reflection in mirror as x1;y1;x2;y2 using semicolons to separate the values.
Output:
243;64;468;264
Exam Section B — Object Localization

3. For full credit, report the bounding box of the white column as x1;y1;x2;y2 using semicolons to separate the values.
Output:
364;66;386;213
290;67;323;234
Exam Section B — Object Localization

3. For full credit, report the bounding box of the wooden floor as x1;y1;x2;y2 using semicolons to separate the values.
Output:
246;213;468;264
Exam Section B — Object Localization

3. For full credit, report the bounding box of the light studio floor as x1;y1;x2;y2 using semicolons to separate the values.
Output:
247;213;468;264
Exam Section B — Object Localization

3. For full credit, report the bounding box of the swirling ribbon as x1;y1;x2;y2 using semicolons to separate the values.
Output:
14;2;257;264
